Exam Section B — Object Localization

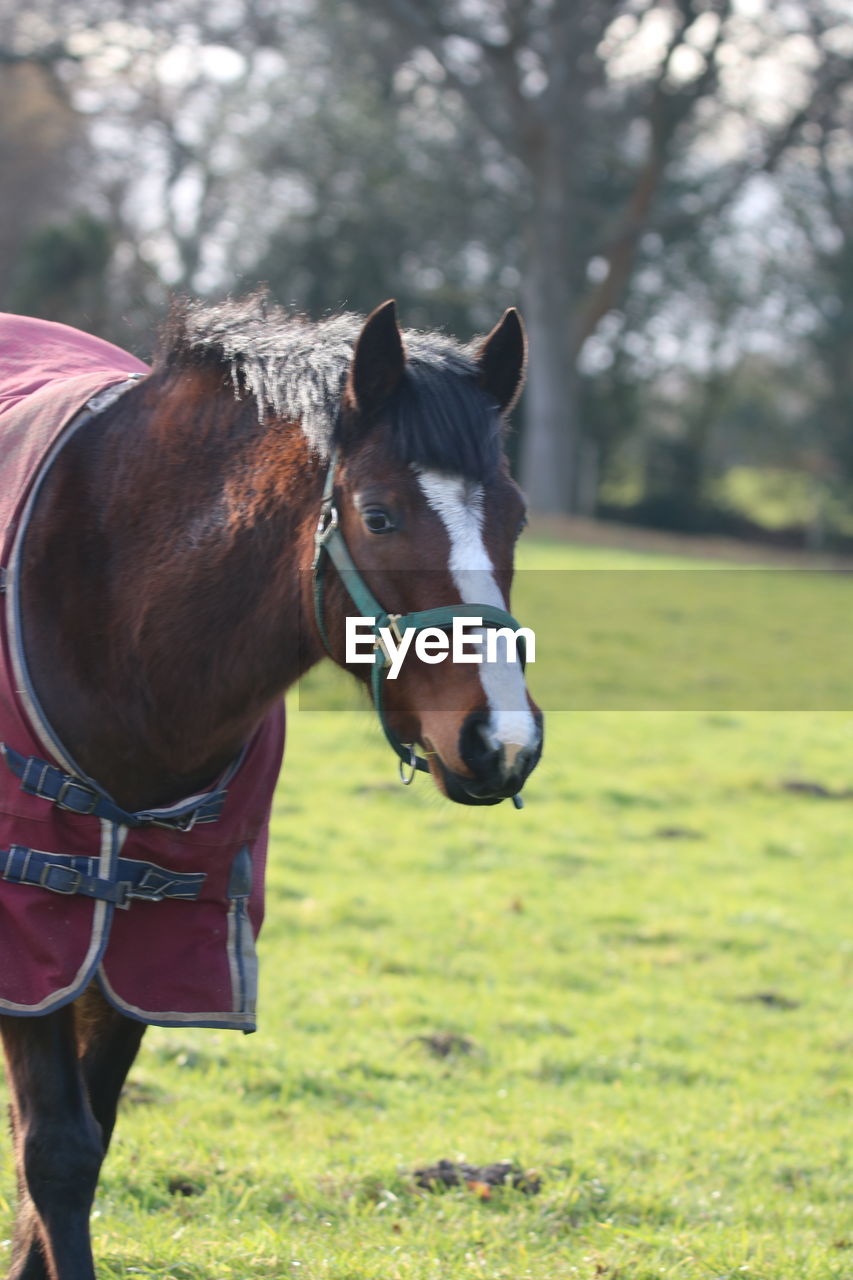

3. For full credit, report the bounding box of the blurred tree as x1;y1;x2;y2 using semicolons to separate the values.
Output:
356;0;853;513
596;0;853;536
8;213;112;330
247;9;520;338
3;0;852;535
0;58;87;305
782;57;853;490
585;195;835;534
0;1;522;345
0;25;163;344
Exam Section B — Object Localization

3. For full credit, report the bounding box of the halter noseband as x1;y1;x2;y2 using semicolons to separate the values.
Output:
311;447;526;807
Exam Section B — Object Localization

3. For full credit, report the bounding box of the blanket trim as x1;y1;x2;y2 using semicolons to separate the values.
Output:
5;377;143;773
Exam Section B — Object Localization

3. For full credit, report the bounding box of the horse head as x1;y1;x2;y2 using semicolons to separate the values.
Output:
313;300;543;806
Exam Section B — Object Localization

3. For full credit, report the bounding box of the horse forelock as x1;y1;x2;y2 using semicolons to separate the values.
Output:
162;294;503;482
385;362;502;483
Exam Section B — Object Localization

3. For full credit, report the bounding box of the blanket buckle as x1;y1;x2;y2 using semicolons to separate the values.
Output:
39;864;82;895
55;778;100;816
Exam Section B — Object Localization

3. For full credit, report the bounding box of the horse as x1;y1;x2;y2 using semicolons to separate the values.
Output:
0;294;543;1279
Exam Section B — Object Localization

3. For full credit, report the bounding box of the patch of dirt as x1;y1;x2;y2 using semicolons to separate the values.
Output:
738;991;801;1011
167;1175;205;1197
413;1158;542;1197
781;779;853;800
406;1031;478;1059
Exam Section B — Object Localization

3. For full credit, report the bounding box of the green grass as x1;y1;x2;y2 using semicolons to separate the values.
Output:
2;538;852;1278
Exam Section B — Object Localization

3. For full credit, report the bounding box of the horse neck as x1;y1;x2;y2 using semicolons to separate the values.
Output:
20;368;326;809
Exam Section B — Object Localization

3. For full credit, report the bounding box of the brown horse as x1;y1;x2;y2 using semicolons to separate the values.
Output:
0;296;542;1279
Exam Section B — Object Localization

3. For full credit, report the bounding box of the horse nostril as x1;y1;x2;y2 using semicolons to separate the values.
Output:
460;713;537;785
459;708;501;777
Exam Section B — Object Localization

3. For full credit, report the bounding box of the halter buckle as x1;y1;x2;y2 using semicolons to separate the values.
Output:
312;504;339;570
374;614;403;667
318;504;339;537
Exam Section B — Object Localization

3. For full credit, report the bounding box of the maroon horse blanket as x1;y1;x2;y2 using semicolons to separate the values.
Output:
0;315;285;1030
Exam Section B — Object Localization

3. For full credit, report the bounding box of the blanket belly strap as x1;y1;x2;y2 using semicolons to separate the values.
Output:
1;845;206;908
0;743;227;830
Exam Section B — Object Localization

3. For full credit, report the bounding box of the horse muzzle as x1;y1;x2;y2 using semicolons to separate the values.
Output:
427;709;544;806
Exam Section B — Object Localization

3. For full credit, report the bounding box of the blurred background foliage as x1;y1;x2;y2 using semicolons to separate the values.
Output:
1;0;852;542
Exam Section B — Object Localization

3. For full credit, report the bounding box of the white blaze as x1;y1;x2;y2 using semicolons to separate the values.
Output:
414;468;537;754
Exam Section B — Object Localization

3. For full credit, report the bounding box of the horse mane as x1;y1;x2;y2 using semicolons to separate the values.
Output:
161;293;503;480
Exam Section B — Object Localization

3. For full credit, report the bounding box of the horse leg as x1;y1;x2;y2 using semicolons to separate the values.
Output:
74;986;146;1154
1;1008;102;1280
2;992;146;1280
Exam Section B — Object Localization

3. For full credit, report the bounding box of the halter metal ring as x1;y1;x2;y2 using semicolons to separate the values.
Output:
399;745;418;785
317;504;339;539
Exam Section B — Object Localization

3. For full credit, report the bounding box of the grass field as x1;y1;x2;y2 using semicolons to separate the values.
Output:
1;537;851;1278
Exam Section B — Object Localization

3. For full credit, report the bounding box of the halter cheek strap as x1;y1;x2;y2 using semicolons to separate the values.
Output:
311;447;526;805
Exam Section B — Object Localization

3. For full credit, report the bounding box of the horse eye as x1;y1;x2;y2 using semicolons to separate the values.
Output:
517;511;529;538
363;507;395;534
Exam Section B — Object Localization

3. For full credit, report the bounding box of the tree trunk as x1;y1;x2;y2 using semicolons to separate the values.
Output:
518;144;582;515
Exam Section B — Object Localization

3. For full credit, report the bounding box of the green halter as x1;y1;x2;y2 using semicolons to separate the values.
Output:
311;447;526;806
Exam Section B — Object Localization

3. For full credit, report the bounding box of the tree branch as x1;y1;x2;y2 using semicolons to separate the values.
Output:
360;0;524;159
575;0;732;349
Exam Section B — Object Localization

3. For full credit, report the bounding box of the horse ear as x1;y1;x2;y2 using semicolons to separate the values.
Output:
476;307;527;414
347;299;406;419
